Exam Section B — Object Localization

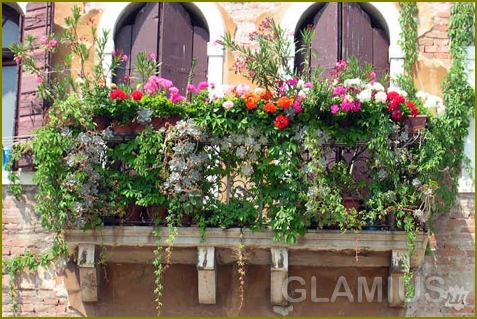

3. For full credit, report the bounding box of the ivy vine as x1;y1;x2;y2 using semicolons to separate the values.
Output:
397;2;419;99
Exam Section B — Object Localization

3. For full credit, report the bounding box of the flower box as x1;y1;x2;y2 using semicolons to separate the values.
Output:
403;114;428;134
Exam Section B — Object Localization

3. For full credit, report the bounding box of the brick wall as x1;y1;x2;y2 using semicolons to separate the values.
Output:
406;193;475;316
2;186;78;317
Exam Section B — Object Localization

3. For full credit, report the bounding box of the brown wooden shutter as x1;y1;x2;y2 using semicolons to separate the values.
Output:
159;2;193;94
113;24;133;84
192;26;209;84
296;2;389;80
341;2;373;65
311;2;339;78
16;2;54;169
372;28;390;82
130;2;160;81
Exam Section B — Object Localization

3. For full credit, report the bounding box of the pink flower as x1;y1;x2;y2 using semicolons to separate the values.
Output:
222;100;234;109
335;60;348;70
304;82;313;88
40;35;48;45
15;56;22;64
36;76;43;84
186;84;196;92
369;71;376;79
169;87;180;96
197;81;209;91
170;94;185;103
50;38;57;47
293;101;303;113
333;86;346;96
122;55;128;62
234;84;251;96
331;104;340;114
148;53;157;60
286;78;298;86
158;78;173;89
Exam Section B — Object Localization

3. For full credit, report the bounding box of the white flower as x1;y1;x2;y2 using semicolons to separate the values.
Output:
254;87;265;95
357;89;372;102
374;91;388;104
222;100;234;109
365;82;385;92
344;78;362;87
417;91;445;115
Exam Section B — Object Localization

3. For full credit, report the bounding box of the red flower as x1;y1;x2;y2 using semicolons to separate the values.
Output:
264;102;277;113
245;95;259;110
407;101;419;117
277;96;294;109
130;90;143;101
391;110;402;120
274;115;289;129
110;89;128;100
259;91;273;101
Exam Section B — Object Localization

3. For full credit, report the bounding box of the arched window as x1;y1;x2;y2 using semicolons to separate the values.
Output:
294;2;389;80
114;2;209;94
2;4;21;170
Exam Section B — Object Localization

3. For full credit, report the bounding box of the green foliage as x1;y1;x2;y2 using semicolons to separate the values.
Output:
397;2;419;99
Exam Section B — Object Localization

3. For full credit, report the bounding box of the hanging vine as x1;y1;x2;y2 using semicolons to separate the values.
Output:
397;2;419;99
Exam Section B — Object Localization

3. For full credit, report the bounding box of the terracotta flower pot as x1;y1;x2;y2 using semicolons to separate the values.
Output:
112;119;134;134
151;116;181;131
403;114;427;135
93;115;110;130
342;196;362;211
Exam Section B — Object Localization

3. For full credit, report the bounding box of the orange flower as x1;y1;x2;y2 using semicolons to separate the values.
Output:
245;95;259;110
277;96;294;109
264;102;277;113
260;91;273;101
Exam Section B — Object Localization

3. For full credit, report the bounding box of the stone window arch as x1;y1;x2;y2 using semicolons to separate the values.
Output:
282;2;403;85
97;2;225;89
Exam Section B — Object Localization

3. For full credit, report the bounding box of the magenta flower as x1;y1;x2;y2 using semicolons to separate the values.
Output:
333;86;346;96
331;104;340;114
15;56;22;64
369;71;376;79
197;81;209;91
170;94;185;103
122;54;128;62
169;87;180;96
304;82;313;88
286;78;298;86
148;53;157;60
36;76;43;84
40;35;48;45
186;84;196;92
340;100;354;112
293;101;303;113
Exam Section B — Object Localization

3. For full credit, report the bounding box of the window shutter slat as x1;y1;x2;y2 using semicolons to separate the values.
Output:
130;2;159;82
372;28;390;82
312;2;338;78
114;24;133;84
341;2;373;65
16;2;54;170
159;2;193;94
192;26;209;83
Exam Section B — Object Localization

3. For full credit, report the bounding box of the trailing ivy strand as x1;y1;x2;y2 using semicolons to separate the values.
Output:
397;2;419;99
